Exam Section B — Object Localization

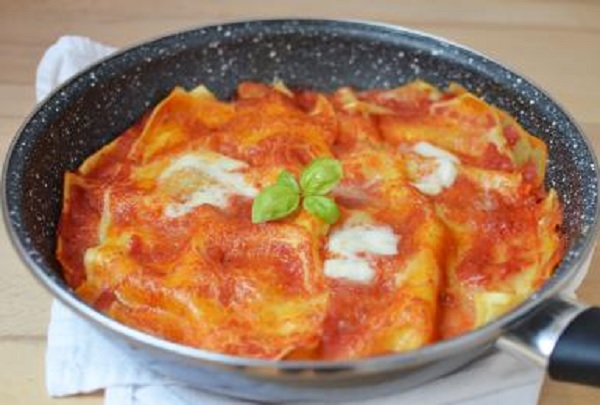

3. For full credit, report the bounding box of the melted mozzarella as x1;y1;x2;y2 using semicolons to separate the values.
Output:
160;152;257;218
411;142;459;196
328;225;398;257
324;259;374;284
324;223;399;284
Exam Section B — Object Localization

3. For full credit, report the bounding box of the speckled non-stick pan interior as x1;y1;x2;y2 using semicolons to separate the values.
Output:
3;19;598;310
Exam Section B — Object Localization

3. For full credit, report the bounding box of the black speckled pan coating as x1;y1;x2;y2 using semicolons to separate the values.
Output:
2;20;599;391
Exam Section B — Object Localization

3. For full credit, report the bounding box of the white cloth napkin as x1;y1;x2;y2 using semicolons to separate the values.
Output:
42;35;568;405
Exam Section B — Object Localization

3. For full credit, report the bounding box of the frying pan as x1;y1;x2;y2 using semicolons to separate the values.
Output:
3;19;600;402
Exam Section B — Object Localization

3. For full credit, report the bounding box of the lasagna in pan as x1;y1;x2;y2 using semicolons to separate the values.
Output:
57;80;563;359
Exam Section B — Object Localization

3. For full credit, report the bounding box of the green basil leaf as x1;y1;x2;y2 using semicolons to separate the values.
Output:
252;184;300;223
303;195;340;224
299;158;343;196
276;170;299;193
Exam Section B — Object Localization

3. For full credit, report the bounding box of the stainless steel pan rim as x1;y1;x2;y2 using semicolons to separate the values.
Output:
2;18;599;373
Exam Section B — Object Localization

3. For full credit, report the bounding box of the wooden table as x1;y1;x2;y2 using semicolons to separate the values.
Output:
1;1;599;403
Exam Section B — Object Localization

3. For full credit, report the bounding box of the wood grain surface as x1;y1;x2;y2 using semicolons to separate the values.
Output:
1;1;599;403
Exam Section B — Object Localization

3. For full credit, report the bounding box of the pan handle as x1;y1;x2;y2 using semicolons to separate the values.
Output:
497;296;600;387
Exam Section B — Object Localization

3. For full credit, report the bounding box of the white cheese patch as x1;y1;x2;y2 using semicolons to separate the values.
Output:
411;141;459;196
413;141;458;162
160;152;257;218
324;223;399;284
328;225;398;257
324;259;375;284
164;185;231;218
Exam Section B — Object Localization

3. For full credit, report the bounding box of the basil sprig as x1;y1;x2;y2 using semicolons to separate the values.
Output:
300;158;343;196
303;195;340;224
251;158;343;224
276;170;300;193
251;183;300;224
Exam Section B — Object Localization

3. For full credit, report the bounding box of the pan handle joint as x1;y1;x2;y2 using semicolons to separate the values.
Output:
498;296;600;387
